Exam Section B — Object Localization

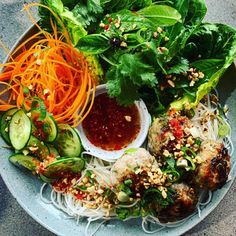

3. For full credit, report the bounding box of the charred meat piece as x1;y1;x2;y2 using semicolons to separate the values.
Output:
194;140;230;191
157;183;198;223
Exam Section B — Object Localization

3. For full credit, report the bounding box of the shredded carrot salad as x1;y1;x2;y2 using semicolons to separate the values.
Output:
0;5;96;127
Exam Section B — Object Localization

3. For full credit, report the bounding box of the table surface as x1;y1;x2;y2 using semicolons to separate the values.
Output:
1;1;236;236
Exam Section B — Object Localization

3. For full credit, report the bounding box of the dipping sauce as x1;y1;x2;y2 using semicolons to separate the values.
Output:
82;93;140;151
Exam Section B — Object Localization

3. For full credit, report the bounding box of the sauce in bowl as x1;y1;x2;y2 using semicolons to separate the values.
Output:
82;93;140;151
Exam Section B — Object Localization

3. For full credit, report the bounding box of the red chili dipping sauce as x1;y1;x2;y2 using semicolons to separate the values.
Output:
82;93;141;151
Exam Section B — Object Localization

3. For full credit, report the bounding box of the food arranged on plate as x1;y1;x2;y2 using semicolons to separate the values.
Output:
0;0;236;234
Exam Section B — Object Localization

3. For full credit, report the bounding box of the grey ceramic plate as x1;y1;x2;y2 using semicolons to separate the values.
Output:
1;2;236;235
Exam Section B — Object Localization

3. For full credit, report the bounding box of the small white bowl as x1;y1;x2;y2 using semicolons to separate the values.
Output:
77;84;151;162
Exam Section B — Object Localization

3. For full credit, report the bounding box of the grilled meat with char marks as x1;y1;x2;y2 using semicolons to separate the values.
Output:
194;140;230;191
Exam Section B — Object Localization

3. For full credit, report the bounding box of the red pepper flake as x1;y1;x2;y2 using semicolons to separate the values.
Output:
173;129;184;139
108;17;113;23
32;117;48;141
169;118;179;127
104;24;110;30
169;118;183;139
75;193;84;200
52;173;81;192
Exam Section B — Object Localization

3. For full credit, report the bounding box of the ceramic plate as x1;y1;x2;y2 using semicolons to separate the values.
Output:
1;11;236;236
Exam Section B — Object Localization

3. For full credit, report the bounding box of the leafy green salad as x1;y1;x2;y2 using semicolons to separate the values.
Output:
39;0;236;116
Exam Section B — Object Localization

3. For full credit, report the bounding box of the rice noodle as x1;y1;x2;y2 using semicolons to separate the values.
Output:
39;91;234;235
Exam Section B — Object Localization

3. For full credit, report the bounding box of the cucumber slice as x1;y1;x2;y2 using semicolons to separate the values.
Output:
0;108;18;144
25;136;50;160
9;110;31;150
47;144;60;158
55;124;82;157
39;174;54;183
31;110;58;142
44;157;85;178
9;154;40;171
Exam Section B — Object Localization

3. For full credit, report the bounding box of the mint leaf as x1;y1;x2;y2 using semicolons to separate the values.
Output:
167;58;189;74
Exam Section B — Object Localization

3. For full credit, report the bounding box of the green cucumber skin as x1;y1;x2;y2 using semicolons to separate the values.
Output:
9;110;32;150
31;110;58;143
44;157;85;178
0;108;18;144
46;144;60;158
45;114;58;142
9;154;40;171
55;124;82;157
26;135;50;160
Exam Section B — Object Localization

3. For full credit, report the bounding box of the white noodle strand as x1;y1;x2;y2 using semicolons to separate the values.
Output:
39;91;233;235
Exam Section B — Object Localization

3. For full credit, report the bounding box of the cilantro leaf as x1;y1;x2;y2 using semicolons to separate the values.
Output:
106;53;157;105
166;157;176;169
142;187;175;209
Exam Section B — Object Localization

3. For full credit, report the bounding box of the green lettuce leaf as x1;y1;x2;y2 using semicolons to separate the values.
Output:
165;0;207;60
170;23;236;110
100;0;152;13
39;0;87;45
138;5;182;26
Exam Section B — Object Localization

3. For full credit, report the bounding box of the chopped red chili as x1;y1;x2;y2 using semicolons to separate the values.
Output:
75;193;84;200
169;118;184;139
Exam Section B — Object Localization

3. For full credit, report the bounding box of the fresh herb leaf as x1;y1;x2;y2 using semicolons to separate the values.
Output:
166;157;175;169
104;188;112;197
116;205;141;220
217;116;230;137
194;138;202;146
101;0;152;13
119;183;132;196
124;179;132;186
39;0;87;45
106;53;157;105
77;34;111;54
167;58;189;74
85;170;92;177
76;185;87;191
142;187;175;209
138;5;182;26
116;208;130;220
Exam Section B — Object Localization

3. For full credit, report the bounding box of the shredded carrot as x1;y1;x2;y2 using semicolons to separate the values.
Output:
0;4;96;127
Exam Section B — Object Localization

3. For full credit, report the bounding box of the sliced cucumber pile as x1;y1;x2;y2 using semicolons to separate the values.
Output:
2;102;85;183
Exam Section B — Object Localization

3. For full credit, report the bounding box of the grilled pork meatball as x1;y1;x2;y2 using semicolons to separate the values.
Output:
194;140;230;191
111;148;169;204
148;117;166;156
157;183;198;222
148;112;195;157
111;148;159;184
